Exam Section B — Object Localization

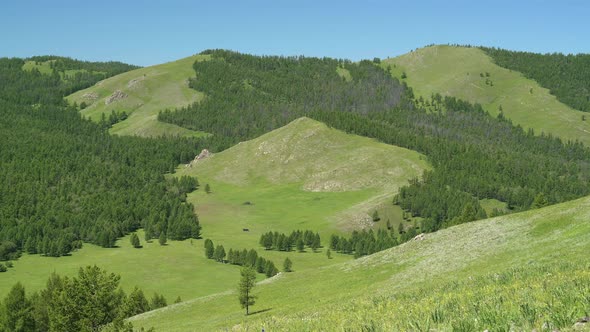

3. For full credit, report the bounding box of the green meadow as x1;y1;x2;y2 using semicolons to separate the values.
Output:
132;194;590;331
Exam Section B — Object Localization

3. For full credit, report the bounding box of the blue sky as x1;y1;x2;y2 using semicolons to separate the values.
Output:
1;0;588;66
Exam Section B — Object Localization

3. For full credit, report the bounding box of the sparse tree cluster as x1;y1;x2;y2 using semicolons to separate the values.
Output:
259;230;321;252
204;239;279;277
330;229;400;259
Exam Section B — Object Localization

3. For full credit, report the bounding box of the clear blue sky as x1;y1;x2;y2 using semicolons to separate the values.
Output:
1;0;588;66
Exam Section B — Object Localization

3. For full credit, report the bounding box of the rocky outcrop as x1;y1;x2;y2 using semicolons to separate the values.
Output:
105;90;127;105
187;149;212;167
82;92;99;100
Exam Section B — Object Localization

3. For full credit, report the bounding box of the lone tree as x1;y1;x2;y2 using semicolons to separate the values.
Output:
205;183;211;194
238;267;257;315
283;257;292;272
130;233;141;248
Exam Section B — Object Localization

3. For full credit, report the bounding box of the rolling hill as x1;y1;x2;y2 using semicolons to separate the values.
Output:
131;194;590;331
67;55;210;137
382;45;590;146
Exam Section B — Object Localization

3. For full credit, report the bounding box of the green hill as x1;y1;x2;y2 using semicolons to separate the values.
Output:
175;117;428;270
131;195;590;331
66;55;210;137
383;45;590;146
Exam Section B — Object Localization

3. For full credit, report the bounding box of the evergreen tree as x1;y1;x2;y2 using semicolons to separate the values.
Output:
532;192;549;209
283;257;292;272
158;232;167;246
149;293;167;310
213;245;226;262
372;210;380;222
296;238;305;252
205;183;211;194
326;248;332;259
204;239;214;259
122;287;150;317
238;267;257;316
2;282;35;332
130;233;141;248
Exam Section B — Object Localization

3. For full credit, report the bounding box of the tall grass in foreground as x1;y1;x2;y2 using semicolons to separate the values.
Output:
235;262;590;331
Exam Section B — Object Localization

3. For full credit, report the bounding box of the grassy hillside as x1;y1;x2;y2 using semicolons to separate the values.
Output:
132;195;590;331
383;45;590;146
67;55;210;137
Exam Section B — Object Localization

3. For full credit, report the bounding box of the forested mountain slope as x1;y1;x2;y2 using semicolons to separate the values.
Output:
0;57;201;260
67;55;210;137
382;45;590;146
132;195;590;331
160;50;590;234
482;47;590;112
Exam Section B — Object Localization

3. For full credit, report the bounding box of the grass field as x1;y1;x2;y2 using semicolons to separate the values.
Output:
131;194;590;331
382;45;590;146
66;55;210;137
0;230;244;302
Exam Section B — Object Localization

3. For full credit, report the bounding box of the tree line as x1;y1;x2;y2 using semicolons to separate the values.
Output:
482;47;590;112
204;239;279;277
259;230;321;252
157;50;590;236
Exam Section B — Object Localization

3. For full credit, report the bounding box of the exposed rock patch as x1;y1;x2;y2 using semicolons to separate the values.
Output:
187;149;212;167
127;75;146;89
82;92;98;100
413;233;426;241
105;90;127;105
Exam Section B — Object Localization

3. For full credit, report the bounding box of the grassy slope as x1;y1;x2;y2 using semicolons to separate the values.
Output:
132;195;590;331
0;230;243;303
1;118;427;303
382;45;590;146
66;55;209;137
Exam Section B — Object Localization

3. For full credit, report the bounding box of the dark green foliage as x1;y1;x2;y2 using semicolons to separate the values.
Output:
158;232;167;246
482;47;590;111
130;233;141;248
48;266;125;332
283;257;292;272
332;228;399;258
122;287;150;317
1;282;35;332
259;230;319;252
149;293;167;310
204;239;214;259
326;248;332;259
158;50;590;238
531;192;549;209
238;267;257;315
213;245;226;262
0;57;201;257
174;296;182;304
204;183;211;194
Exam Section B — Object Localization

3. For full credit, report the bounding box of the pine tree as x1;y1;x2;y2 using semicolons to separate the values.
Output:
205;183;211;194
372;210;380;222
158;232;167;246
130;233;141;248
204;239;214;259
150;293;167;310
296;238;305;252
238;267;256;315
2;282;35;332
283;257;292;272
326;248;332;259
